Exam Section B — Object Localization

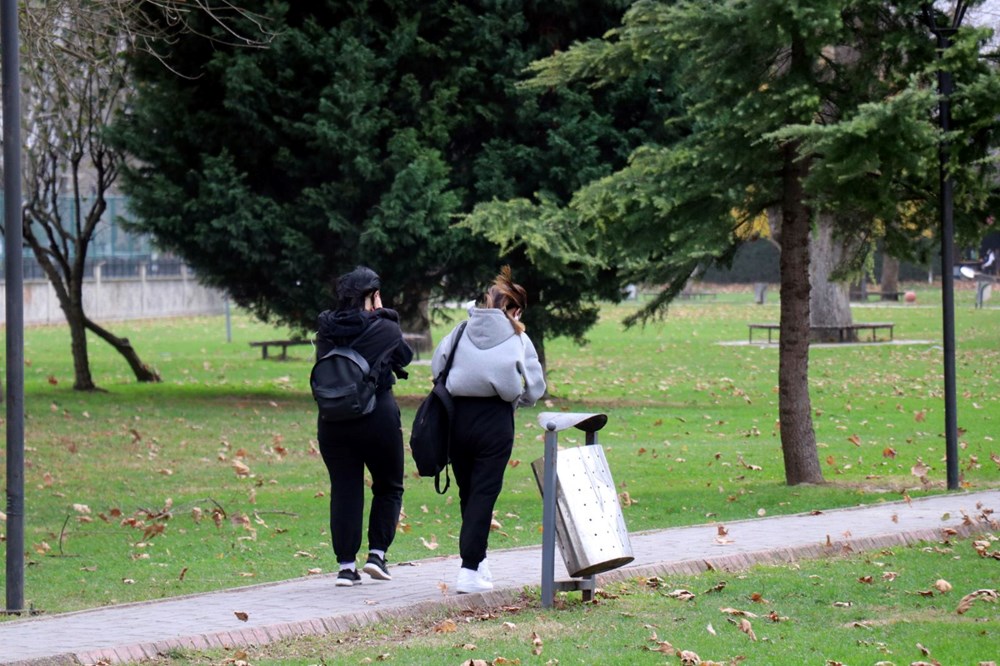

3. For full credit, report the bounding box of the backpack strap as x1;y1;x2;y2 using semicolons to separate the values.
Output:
436;321;467;384
431;321;467;494
341;320;394;390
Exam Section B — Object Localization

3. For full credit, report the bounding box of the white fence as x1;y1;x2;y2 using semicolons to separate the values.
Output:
0;264;226;326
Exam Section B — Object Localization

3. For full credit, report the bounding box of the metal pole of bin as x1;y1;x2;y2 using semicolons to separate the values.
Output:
540;421;559;608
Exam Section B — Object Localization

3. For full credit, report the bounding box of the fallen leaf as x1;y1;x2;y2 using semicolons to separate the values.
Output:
232;460;251;477
420;535;439;550
917;642;931;657
667;589;696;601
934;579;952;594
531;631;543;656
433;619;458;633
956;588;999;614
679;649;701;665
234;611;249;622
738;618;757;641
847;434;861;447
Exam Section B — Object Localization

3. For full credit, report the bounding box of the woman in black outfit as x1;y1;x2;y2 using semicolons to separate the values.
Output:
315;266;413;587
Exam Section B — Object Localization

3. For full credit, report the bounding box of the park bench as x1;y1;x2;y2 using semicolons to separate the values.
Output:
249;339;313;360
677;290;717;300
252;333;429;361
748;322;895;344
402;332;429;360
854;290;900;302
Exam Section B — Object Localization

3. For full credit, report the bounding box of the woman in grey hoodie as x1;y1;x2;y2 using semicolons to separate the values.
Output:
430;266;546;594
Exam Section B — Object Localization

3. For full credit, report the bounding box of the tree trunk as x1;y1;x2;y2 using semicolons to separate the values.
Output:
396;284;434;356
66;301;97;391
810;212;853;342
778;141;824;486
83;316;161;383
881;253;900;298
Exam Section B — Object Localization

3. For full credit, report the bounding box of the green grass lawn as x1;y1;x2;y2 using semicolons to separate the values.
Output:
151;533;1000;665
1;282;998;620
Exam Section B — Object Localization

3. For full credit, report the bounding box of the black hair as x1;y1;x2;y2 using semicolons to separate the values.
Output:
335;266;381;310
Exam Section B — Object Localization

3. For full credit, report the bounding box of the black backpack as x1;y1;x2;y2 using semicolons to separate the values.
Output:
310;326;384;422
409;322;466;493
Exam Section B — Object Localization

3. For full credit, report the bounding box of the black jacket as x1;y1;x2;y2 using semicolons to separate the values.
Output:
316;308;413;392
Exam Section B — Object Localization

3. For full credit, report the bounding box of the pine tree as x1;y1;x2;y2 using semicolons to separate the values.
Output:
524;0;1000;484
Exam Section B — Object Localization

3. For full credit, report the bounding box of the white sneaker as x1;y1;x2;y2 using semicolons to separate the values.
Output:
477;557;492;583
456;566;493;594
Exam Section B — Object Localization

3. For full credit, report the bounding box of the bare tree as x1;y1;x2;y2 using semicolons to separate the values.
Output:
8;1;270;391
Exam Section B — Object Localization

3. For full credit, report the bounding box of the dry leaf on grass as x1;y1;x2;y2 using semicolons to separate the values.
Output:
679;649;701;665
433;619;458;633
530;631;543;656
956;588;999;614
934;579;952;594
738;618;757;641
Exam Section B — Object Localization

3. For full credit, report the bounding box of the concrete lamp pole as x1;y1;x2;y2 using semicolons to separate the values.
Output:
922;0;970;492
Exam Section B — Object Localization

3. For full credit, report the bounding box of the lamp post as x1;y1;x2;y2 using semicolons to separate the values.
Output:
922;1;970;491
2;0;25;613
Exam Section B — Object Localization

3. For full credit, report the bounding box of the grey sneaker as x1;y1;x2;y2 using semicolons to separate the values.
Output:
335;569;362;587
363;553;392;581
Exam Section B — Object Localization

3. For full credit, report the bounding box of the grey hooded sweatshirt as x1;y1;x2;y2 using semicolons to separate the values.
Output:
431;308;546;407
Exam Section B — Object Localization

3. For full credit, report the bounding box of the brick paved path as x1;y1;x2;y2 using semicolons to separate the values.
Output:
1;489;997;665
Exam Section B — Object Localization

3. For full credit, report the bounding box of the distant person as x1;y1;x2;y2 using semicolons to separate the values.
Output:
981;219;1000;276
982;248;997;276
315;266;413;587
430;266;546;594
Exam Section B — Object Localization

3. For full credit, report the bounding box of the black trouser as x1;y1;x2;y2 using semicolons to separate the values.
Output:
318;392;404;565
449;396;515;571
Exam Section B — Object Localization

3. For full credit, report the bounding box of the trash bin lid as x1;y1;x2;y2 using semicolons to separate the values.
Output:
537;411;608;433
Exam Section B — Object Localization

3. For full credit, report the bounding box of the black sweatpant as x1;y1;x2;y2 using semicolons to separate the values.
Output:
318;391;404;565
449;396;515;571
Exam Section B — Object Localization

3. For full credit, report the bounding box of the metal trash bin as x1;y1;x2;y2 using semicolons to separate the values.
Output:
532;443;634;577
